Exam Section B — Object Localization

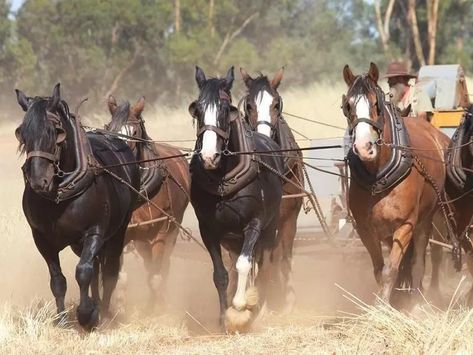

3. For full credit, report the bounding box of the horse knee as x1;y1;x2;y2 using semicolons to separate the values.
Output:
76;263;93;286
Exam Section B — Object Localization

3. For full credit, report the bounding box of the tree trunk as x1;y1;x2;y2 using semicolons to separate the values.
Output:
208;0;215;37
104;44;140;99
427;0;439;65
213;12;259;66
407;0;426;66
175;0;181;33
374;0;396;58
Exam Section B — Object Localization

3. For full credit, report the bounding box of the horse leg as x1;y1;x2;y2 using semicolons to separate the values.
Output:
75;233;104;330
231;219;262;311
148;228;177;311
100;228;126;319
32;232;67;324
91;257;101;305
357;229;384;287
380;223;414;303
411;229;430;305
200;224;228;326
226;249;239;306
277;213;298;313
428;221;444;306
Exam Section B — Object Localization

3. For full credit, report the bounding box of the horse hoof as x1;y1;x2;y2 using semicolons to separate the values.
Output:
224;307;252;334
77;302;100;331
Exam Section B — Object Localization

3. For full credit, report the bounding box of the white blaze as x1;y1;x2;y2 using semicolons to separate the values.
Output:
232;255;252;310
255;90;273;137
353;95;379;161
201;103;218;162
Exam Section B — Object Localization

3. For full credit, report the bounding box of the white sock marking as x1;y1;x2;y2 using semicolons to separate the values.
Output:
232;255;252;310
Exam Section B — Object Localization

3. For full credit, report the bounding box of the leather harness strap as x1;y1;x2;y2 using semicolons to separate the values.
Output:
197;124;230;140
26;150;59;162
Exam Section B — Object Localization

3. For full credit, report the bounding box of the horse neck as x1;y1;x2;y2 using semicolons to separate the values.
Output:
59;112;77;172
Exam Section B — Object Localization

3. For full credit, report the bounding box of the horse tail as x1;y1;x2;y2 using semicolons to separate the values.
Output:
396;240;414;291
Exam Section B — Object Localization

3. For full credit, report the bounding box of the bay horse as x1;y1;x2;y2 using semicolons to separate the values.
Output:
446;104;473;303
189;66;284;332
342;63;450;305
106;96;190;309
14;84;140;329
240;67;303;311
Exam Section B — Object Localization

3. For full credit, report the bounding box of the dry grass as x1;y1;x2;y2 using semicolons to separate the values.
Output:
1;294;473;354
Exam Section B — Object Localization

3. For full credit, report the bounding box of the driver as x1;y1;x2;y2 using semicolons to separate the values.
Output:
384;61;433;120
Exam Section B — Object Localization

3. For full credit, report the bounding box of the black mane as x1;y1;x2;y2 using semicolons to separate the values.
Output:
198;78;231;110
18;98;53;154
248;75;273;99
107;101;131;132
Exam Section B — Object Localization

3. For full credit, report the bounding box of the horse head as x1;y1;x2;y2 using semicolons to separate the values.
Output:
15;83;68;197
189;66;234;170
240;67;284;138
342;62;386;162
107;96;148;152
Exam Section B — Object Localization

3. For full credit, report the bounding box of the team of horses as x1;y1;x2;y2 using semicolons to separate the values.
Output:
14;62;473;332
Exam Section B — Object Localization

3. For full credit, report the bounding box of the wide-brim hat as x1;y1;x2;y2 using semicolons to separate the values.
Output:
383;61;417;79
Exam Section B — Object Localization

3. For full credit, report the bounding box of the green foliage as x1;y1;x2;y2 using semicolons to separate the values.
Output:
0;0;471;113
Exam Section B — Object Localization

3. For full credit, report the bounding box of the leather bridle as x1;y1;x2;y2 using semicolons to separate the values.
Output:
342;76;386;135
25;111;66;165
242;94;283;136
194;90;234;143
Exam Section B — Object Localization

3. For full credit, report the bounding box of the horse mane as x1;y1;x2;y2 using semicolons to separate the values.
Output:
198;77;230;110
347;75;378;98
248;74;272;98
17;97;55;155
107;102;131;132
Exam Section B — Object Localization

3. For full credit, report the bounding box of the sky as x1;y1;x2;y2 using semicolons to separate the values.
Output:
10;0;24;13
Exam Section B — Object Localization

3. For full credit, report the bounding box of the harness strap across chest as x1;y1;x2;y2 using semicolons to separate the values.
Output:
348;102;413;195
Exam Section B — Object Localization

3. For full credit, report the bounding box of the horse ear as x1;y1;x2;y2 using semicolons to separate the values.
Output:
271;67;284;89
48;83;61;111
132;96;145;116
240;67;253;88
343;65;356;86
188;101;197;118
107;95;118;115
15;89;29;112
15;125;23;143
195;66;206;89
368;62;379;84
224;66;234;91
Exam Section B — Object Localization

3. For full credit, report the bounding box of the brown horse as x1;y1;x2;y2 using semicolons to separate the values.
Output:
107;96;190;308
240;67;303;311
342;63;450;305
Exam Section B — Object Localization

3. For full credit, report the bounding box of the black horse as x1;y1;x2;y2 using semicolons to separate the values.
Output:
15;84;140;330
188;66;284;332
446;104;473;303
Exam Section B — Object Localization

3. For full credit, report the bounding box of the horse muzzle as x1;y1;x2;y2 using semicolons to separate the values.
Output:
201;152;221;170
